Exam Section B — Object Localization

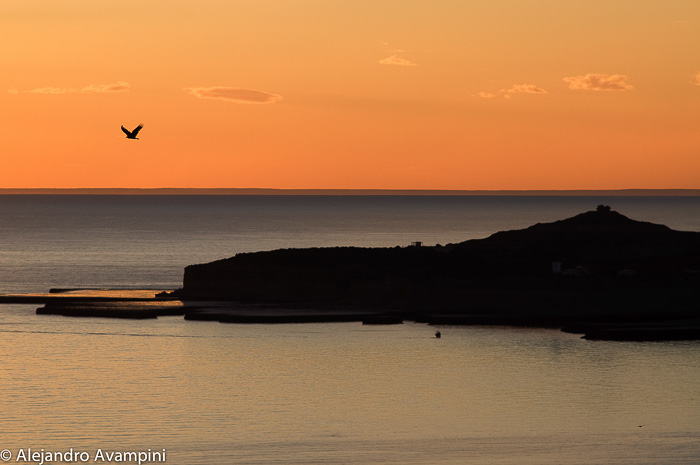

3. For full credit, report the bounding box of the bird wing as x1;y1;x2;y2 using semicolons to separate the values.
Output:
131;124;143;136
121;125;132;137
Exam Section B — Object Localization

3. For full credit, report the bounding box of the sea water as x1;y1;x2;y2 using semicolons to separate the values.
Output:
0;195;698;464
1;195;699;293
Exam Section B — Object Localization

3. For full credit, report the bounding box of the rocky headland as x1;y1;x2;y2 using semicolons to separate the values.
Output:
176;206;700;340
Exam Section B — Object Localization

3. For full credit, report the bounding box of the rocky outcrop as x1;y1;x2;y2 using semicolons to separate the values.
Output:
178;206;700;337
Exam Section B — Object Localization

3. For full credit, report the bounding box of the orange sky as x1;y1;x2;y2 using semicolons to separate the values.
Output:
2;0;700;190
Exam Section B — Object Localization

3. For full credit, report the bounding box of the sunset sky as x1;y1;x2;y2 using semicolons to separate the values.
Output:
3;0;700;190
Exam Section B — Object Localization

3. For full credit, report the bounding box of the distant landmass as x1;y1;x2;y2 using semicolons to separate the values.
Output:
1;188;700;196
15;203;700;340
177;205;700;340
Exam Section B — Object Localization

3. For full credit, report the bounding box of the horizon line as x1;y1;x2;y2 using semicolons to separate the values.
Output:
0;188;699;196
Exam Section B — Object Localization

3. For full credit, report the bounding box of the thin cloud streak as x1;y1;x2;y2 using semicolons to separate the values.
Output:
563;74;633;91
186;87;283;104
80;82;131;93
19;81;130;94
27;87;71;94
379;55;418;67
474;83;547;99
501;84;547;95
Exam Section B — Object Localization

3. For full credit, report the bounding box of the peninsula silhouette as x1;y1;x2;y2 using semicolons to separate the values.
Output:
177;206;700;340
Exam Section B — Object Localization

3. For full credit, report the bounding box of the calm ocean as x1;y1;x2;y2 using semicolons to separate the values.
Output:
0;195;698;464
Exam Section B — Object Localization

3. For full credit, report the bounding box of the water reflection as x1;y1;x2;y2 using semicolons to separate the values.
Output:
0;310;698;464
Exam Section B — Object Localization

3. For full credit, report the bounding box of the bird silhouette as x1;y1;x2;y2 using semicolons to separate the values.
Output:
121;124;143;139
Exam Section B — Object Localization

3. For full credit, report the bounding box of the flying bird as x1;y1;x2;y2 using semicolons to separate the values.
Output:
121;124;143;140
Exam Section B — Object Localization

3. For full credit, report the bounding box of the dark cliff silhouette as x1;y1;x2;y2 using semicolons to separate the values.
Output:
177;206;700;339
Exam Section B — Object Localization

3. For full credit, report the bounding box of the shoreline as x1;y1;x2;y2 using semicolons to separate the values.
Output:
2;289;699;341
0;289;183;319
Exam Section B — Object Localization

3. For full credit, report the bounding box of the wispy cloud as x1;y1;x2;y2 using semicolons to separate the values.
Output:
692;72;700;86
379;55;418;67
186;87;283;104
474;83;547;99
500;84;548;95
379;42;418;67
27;87;73;94
79;82;131;93
563;74;633;91
11;81;130;94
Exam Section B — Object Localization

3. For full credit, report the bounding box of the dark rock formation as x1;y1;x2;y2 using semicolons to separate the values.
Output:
36;301;184;319
9;289;186;319
178;206;700;338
